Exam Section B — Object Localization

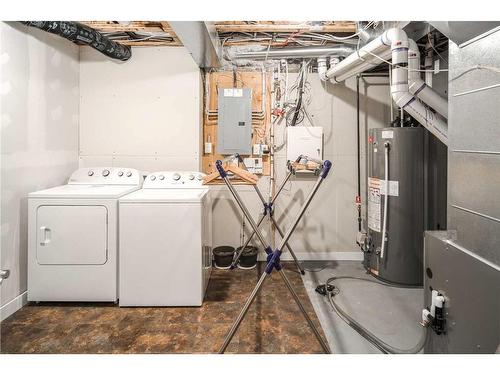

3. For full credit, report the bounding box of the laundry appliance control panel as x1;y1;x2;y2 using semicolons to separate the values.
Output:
68;168;142;185
143;171;206;189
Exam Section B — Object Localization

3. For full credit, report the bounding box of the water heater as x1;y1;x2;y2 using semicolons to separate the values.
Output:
366;127;424;286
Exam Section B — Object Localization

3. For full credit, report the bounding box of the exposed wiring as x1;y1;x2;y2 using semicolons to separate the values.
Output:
427;32;448;65
450;64;500;81
362;49;450;73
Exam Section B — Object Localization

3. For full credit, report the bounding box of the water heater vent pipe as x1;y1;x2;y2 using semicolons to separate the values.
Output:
408;39;448;119
323;27;448;145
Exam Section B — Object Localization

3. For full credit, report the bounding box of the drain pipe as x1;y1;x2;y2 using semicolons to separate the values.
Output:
21;21;132;61
408;39;448;119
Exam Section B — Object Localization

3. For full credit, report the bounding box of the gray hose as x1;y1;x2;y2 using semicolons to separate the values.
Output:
324;276;428;354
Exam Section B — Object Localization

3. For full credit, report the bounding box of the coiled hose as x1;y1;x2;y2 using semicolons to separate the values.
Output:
324;276;428;354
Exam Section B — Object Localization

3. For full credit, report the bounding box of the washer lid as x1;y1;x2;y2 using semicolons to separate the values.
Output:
29;184;140;199
119;188;208;203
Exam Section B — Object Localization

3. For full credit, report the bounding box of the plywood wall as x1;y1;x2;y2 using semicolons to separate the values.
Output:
202;70;272;175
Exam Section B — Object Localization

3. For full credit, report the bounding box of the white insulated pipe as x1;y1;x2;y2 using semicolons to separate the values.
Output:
408;39;448;119
391;40;448;145
325;28;405;82
324;27;448;145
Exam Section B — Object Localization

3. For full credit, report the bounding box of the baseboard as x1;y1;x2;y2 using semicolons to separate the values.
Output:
257;251;363;261
1;291;28;322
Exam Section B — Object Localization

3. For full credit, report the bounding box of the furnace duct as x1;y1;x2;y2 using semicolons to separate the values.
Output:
21;21;132;61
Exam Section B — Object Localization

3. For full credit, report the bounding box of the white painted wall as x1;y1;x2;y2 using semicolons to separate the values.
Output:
79;46;201;173
0;22;80;319
211;74;392;260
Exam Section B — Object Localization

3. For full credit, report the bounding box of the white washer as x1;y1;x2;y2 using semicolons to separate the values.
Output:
28;167;142;302
118;171;212;307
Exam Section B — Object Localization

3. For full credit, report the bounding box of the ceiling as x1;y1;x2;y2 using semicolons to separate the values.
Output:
80;21;357;47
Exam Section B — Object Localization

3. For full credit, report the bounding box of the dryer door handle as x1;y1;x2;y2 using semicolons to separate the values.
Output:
39;226;51;246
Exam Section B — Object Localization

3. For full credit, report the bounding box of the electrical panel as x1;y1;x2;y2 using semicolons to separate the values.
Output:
286;126;323;161
217;88;253;155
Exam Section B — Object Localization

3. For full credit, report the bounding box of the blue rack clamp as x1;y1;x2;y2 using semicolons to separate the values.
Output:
265;249;283;274
263;202;274;216
215;160;227;178
320;160;332;179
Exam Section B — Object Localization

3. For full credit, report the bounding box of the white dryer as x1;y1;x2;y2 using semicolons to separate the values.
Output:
118;171;212;307
28;167;142;302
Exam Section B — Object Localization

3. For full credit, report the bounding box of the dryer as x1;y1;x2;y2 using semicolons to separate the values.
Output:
28;167;142;302
118;171;212;307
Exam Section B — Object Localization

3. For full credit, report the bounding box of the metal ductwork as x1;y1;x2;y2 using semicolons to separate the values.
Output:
169;21;222;68
232;45;356;60
21;21;132;61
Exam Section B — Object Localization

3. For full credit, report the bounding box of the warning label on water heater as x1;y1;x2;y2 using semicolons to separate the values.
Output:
368;177;381;232
368;177;399;233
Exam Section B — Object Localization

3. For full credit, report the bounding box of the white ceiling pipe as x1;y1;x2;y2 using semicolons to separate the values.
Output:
391;39;448;145
318;57;328;81
325;28;406;82
333;49;393;82
408;39;448;119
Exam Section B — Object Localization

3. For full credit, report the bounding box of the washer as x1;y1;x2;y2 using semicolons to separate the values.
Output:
28;167;142;302
118;171;212;307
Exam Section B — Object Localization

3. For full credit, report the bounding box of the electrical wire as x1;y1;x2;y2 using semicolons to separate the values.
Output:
362;49;450;73
449;64;500;81
323;276;428;354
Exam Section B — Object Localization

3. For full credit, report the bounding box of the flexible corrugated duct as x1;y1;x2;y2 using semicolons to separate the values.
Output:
21;21;132;61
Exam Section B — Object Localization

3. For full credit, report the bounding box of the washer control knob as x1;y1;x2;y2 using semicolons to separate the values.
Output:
126;171;132;177
173;173;181;181
102;169;110;177
196;174;203;180
150;175;156;181
188;174;195;180
88;170;94;176
159;175;165;180
118;171;124;177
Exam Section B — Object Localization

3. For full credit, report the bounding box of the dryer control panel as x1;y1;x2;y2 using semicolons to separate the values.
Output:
143;171;206;189
68;168;142;186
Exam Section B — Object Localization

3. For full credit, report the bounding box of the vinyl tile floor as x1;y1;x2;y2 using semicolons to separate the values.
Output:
1;262;328;354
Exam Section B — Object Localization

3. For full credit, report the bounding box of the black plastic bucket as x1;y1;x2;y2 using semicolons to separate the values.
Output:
236;245;259;269
213;246;236;269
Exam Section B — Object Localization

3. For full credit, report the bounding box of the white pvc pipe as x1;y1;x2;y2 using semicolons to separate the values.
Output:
325;28;405;82
324;27;448;145
380;142;390;259
317;57;328;81
408;39;448;119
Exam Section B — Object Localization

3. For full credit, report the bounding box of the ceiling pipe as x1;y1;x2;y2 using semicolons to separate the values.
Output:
323;27;448;145
232;45;356;60
408;39;448;119
21;21;131;61
325;28;405;82
390;35;448;145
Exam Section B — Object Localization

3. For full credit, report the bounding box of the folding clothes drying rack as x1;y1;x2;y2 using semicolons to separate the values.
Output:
213;154;333;354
